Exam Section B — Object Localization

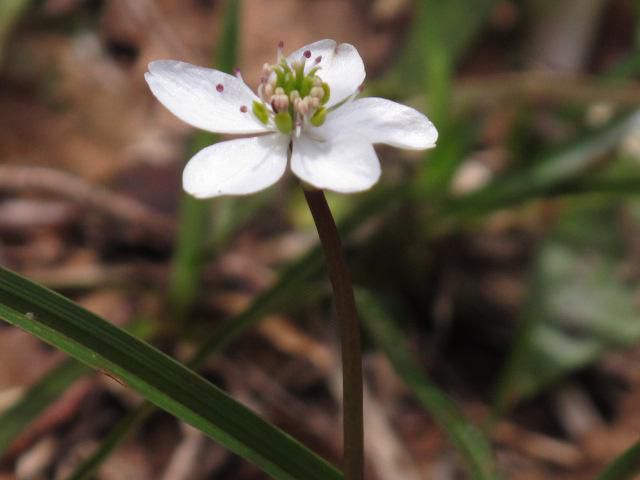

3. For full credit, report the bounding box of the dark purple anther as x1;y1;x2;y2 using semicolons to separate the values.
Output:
303;50;312;59
216;84;224;92
240;105;248;113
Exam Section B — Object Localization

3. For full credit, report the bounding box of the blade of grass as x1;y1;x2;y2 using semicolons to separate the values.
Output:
491;203;640;419
0;359;88;456
0;267;342;480
168;0;242;321
65;403;154;480
596;440;640;480
61;186;405;479
0;0;31;64
0;319;153;459
437;112;640;223
356;289;500;480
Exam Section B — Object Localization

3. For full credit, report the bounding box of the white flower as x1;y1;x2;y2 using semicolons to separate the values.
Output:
145;39;438;198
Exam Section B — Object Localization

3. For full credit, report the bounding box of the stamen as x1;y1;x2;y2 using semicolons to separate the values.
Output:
315;56;322;64
240;105;248;113
216;83;224;93
234;68;243;82
277;41;285;61
303;50;311;59
263;83;274;101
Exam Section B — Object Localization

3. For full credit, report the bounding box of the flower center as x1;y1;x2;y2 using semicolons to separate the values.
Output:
251;44;330;136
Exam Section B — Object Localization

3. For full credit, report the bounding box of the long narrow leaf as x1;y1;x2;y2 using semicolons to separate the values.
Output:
356;289;500;480
440;112;639;222
596;440;640;480
0;267;341;480
0;359;88;455
65;403;153;480
0;0;31;64
168;0;242;320
8;185;402;479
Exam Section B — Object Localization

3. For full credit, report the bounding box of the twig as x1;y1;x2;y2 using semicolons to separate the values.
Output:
0;165;175;242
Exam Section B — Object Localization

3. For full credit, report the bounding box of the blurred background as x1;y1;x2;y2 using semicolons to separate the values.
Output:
1;0;640;479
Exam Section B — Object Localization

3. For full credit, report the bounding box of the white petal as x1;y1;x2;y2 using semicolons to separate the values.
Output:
183;135;289;198
145;60;270;135
287;40;365;108
320;97;438;150
291;133;380;193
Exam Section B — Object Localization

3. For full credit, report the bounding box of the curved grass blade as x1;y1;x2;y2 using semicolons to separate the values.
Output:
169;0;243;321
438;112;639;222
0;267;341;480
0;0;31;64
0;359;88;456
596;440;640;480
356;289;500;480
65;403;153;480
5;185;401;480
0;319;153;459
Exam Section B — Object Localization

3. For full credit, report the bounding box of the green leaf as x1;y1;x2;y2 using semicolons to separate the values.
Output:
0;266;341;480
357;289;500;480
169;0;243;320
440;112;640;222
596;440;640;480
0;359;88;456
62;246;324;480
0;0;31;64
4;184;402;479
493;205;640;414
65;403;153;480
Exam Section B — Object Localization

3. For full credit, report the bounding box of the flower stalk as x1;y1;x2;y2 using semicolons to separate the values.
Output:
303;188;364;480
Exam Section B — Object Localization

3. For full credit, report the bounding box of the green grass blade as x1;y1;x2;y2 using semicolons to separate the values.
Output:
491;203;640;418
3;191;399;477
0;359;89;456
0;267;341;480
0;319;153;459
0;0;31;64
65;403;153;480
440;112;639;222
62;249;323;480
168;0;242;320
356;289;500;480
596;440;640;480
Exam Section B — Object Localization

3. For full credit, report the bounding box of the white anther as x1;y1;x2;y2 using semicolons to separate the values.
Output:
273;93;289;112
263;83;274;101
297;97;311;115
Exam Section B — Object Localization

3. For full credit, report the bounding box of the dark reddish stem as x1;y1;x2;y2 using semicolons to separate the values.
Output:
303;188;364;480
